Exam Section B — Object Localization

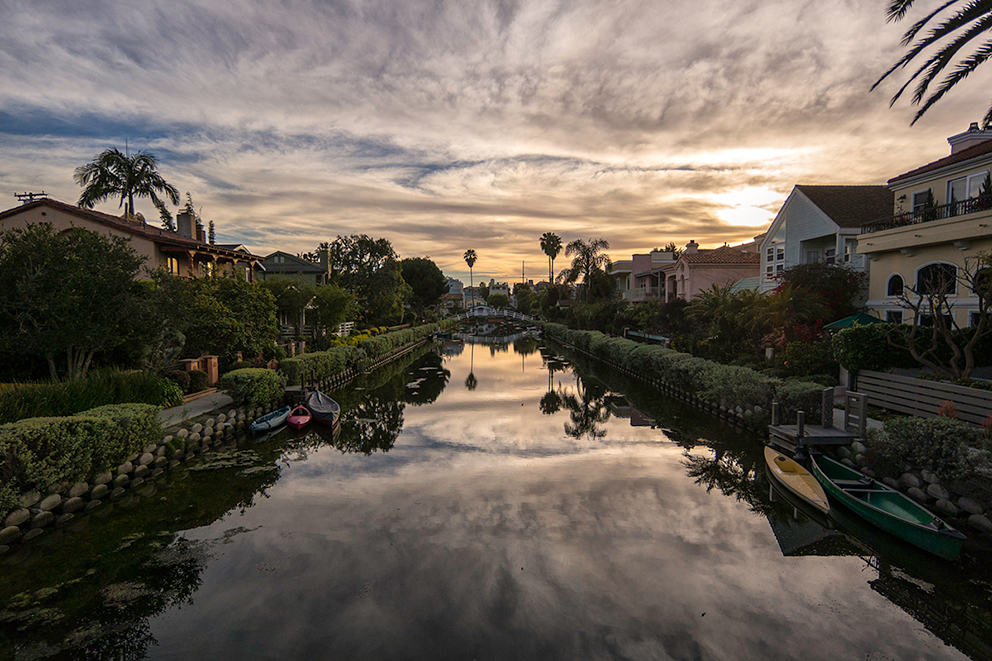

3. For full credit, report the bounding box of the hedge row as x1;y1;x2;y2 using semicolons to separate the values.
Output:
279;320;456;385
0;403;162;512
218;369;288;410
541;323;824;421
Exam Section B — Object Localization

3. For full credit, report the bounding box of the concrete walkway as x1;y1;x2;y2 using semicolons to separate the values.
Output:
158;390;235;429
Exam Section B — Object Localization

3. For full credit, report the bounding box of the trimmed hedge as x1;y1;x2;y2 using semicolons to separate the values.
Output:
866;417;988;482
540;323;825;422
0;403;161;512
279;320;457;385
218;368;288;410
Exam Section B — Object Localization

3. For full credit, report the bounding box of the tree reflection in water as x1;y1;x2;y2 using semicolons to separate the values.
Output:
559;375;611;440
681;448;767;515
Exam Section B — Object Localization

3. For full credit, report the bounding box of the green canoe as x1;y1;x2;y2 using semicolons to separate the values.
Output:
810;453;966;560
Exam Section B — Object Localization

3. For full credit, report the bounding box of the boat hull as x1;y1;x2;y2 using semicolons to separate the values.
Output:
810;453;966;560
764;446;830;516
248;405;291;432
305;390;340;427
287;405;312;430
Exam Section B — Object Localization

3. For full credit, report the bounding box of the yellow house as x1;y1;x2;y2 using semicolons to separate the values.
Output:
858;124;992;327
0;197;262;281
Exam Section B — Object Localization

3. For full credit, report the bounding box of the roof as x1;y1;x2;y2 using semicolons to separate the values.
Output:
680;245;760;265
0;198;261;260
729;276;761;293
796;185;894;228
262;251;325;273
889;138;992;185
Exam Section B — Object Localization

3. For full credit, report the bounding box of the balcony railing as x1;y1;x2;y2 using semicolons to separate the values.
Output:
861;194;992;234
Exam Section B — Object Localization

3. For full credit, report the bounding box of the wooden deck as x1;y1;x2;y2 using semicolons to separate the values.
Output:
769;423;861;452
768;390;868;452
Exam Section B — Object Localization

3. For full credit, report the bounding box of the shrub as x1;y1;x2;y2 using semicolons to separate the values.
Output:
867;417;988;482
0;403;161;513
164;369;191;392
772;379;825;423
701;365;774;410
832;324;916;372
218;368;287;409
188;370;210;393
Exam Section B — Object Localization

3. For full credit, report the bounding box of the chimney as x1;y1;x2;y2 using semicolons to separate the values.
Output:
685;240;699;254
196;225;205;242
947;122;992;154
176;210;195;238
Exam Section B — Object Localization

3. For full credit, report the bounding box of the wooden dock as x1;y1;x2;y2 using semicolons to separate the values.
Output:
768;391;867;452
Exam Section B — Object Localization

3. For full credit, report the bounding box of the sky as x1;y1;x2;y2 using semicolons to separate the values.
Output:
1;0;989;284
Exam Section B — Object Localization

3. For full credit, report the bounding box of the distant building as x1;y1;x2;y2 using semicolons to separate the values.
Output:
607;250;678;301
256;250;330;286
664;240;761;301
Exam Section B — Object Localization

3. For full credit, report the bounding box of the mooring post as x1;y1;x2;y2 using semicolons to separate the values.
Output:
771;401;780;426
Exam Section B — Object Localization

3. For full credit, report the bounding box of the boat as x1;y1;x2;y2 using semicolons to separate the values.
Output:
764;446;830;516
304;389;340;427
287;404;312;430
248;405;291;432
810;452;966;560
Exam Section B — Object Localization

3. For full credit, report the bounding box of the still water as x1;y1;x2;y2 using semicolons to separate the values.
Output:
2;328;991;660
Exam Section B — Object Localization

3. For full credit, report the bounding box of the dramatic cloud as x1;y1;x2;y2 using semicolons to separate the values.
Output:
2;0;989;280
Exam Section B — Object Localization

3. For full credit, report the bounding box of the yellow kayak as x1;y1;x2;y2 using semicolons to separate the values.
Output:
764;446;830;515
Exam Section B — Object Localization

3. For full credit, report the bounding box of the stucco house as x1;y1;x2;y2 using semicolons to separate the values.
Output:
858;123;992;327
663;240;761;301
0;197;262;280
607;250;678;302
759;185;894;292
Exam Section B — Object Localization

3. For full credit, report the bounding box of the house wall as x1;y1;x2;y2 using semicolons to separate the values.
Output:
0;205;165;270
684;264;761;300
890;157;992;211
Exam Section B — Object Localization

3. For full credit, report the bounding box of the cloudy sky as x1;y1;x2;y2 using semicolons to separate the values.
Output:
1;0;989;283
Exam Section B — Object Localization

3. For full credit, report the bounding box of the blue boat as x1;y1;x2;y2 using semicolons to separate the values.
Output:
248;405;291;432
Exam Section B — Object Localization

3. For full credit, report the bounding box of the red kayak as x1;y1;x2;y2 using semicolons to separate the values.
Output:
287;404;312;430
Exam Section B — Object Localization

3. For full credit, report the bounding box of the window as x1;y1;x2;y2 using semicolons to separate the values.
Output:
825;248;836;265
167;257;180;276
886;310;903;324
912;189;932;211
973;267;992;297
805;250;820;264
887;274;903;297
971;312;983;328
947;170;988;203
843;240;856;263
916;263;957;296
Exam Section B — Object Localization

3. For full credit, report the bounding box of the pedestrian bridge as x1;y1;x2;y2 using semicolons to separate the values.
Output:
453;307;535;322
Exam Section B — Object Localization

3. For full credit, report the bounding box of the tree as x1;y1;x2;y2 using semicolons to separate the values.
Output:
487;293;510;308
365;260;412;326
540;232;562;284
463;249;478;288
74;147;180;221
873;0;992;127
311;235;406;326
311;285;356;343
774;262;868;322
208;220;216;244
886;253;992;379
259;278;316;337
560;238;611;302
0;224;148;380
401;257;448;320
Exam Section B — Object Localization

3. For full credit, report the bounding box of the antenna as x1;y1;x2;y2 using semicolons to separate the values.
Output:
14;192;48;204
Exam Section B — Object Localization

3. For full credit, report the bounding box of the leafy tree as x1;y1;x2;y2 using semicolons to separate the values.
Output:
151;272;278;363
487;293;510;308
774;262;867;322
74;147;179;221
560;238;611;302
540;232;562;284
0;224;148;380
364;260;411;326
208;220;216;244
463;249;478;288
310;235;406;327
311;284;356;344
259;278;316;337
873;0;992;127
401;257;448;320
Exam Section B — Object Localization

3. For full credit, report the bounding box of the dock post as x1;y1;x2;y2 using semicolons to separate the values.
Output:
771;401;780;426
794;410;807;460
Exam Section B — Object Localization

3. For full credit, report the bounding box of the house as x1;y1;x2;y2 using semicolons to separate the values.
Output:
0;197;262;280
607;250;678;301
858;123;992;326
257;250;330;286
664;240;761;301
759;185;894;292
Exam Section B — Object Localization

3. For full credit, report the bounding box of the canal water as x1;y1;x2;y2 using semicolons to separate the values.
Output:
2;325;991;660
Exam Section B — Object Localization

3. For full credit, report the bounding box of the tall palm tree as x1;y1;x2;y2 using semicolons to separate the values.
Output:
561;238;611;302
463;249;478;289
873;0;992;127
540;232;562;285
74;147;180;221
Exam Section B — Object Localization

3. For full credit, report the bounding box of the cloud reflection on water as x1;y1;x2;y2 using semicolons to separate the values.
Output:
149;344;967;661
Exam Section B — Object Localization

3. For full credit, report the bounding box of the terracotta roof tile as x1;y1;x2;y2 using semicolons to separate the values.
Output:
680;245;760;264
888;138;992;185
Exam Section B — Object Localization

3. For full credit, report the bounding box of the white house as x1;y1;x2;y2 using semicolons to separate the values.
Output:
760;185;893;291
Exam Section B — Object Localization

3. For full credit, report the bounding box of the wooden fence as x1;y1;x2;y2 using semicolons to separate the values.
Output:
856;370;992;425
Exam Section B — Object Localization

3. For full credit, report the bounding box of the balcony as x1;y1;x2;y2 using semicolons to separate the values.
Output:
623;286;660;302
861;194;992;234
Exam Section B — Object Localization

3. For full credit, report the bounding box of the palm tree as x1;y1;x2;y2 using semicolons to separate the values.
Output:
74;147;180;221
540;232;563;285
463;249;478;289
560;238;611;302
873;0;992;127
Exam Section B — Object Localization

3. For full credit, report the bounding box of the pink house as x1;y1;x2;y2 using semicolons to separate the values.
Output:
664;240;761;301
